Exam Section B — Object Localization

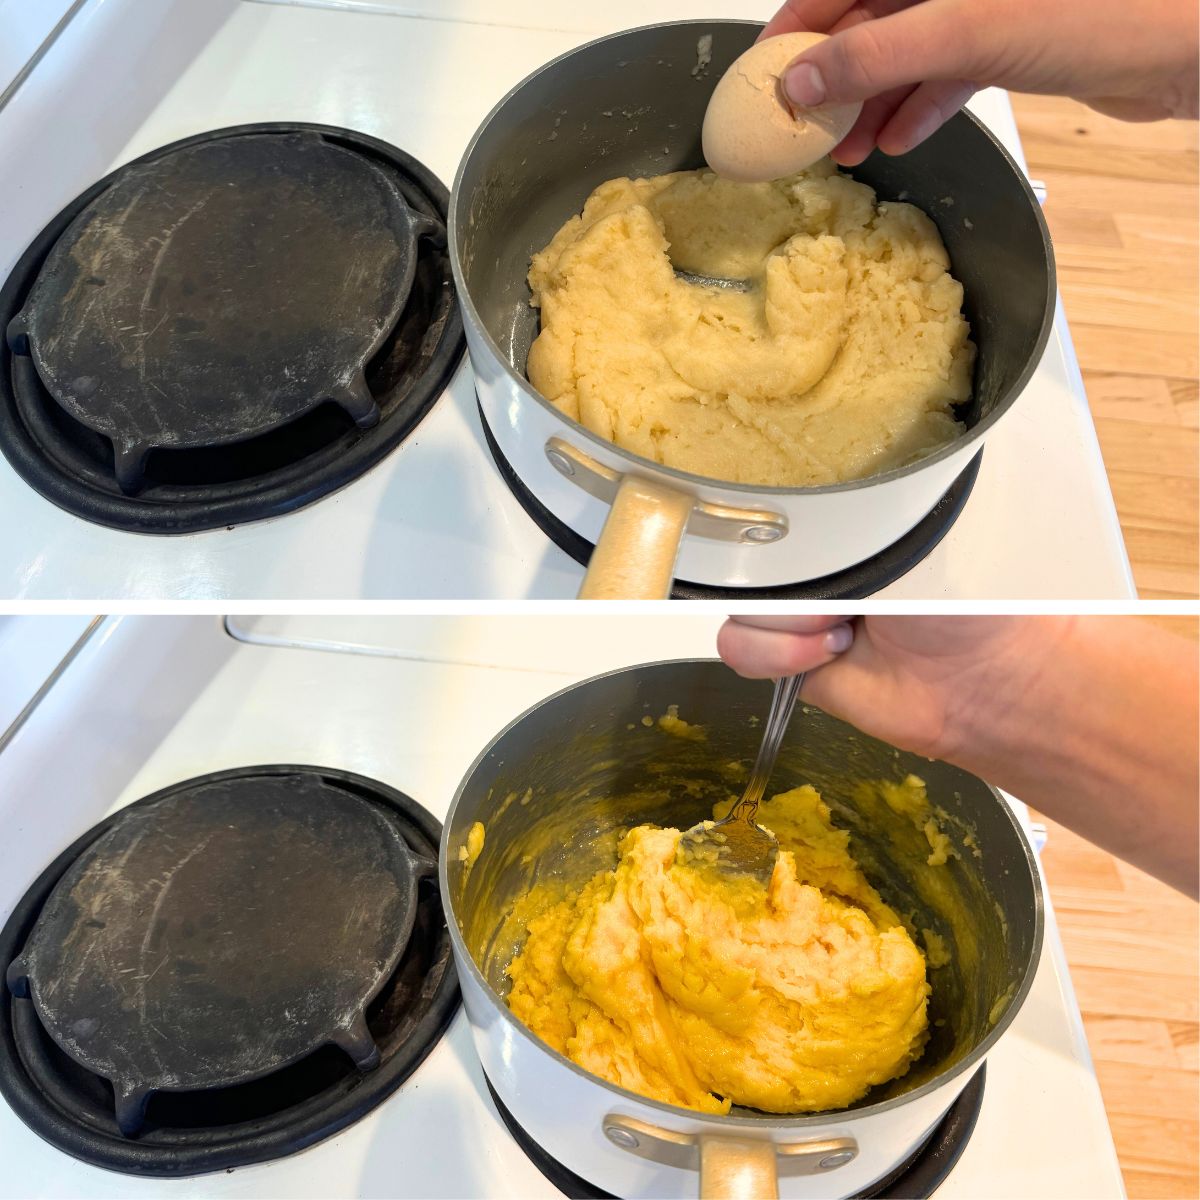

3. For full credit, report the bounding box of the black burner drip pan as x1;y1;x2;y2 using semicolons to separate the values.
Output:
0;766;460;1177
477;403;981;600
486;1066;985;1200
0;125;466;534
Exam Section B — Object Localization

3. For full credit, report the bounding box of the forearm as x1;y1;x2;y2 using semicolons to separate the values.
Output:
940;619;1199;896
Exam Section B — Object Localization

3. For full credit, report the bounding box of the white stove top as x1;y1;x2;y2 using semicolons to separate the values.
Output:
0;615;1126;1197
0;0;1134;599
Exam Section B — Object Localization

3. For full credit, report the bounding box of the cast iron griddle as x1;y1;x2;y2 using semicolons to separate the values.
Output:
5;773;434;1136
7;132;434;493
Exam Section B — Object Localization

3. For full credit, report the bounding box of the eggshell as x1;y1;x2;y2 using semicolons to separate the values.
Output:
702;32;863;182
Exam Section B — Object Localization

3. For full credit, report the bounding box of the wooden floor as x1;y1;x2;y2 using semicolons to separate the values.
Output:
1011;96;1199;599
1028;616;1199;1200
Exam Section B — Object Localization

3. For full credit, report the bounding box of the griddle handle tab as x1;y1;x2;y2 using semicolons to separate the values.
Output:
4;958;30;998
330;374;381;431
114;1083;152;1138
411;213;446;251
333;1009;382;1073
5;313;30;356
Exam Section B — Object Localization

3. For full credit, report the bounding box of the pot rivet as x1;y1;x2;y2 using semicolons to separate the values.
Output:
743;525;783;544
819;1150;855;1169
546;447;575;477
606;1126;640;1150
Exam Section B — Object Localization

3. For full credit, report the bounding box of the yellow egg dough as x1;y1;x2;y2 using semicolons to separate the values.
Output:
527;164;974;486
506;785;930;1114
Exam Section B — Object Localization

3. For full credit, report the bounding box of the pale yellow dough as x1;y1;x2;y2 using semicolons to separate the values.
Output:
506;785;930;1115
527;164;975;486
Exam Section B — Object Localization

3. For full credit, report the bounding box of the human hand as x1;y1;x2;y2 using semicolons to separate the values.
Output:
720;615;1200;896
717;614;1067;761
761;0;1199;166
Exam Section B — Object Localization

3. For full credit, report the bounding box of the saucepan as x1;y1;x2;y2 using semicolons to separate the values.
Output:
449;21;1055;597
440;660;1044;1199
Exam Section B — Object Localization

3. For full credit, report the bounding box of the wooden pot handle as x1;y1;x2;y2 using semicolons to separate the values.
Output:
698;1135;779;1200
578;474;693;600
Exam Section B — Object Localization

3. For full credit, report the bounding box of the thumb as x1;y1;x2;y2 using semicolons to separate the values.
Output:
782;1;982;107
717;617;855;679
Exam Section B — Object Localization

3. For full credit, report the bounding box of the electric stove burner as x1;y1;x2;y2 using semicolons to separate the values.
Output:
485;1067;986;1200
0;766;459;1176
477;404;981;600
0;125;465;532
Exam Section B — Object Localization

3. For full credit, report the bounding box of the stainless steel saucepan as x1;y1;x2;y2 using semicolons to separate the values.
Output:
450;21;1055;597
440;660;1044;1199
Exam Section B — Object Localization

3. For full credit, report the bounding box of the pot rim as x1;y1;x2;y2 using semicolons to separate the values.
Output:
439;657;1047;1131
448;18;1057;500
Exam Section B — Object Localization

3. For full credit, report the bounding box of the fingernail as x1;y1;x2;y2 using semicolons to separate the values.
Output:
784;62;826;108
824;624;853;654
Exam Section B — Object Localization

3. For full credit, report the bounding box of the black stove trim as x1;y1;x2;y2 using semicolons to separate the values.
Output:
0;124;466;535
484;1065;986;1200
0;765;461;1177
476;401;982;600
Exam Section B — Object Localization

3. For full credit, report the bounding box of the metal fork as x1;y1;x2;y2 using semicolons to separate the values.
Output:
676;673;804;885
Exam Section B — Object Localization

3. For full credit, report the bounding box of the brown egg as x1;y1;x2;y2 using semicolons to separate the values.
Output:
702;32;863;182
